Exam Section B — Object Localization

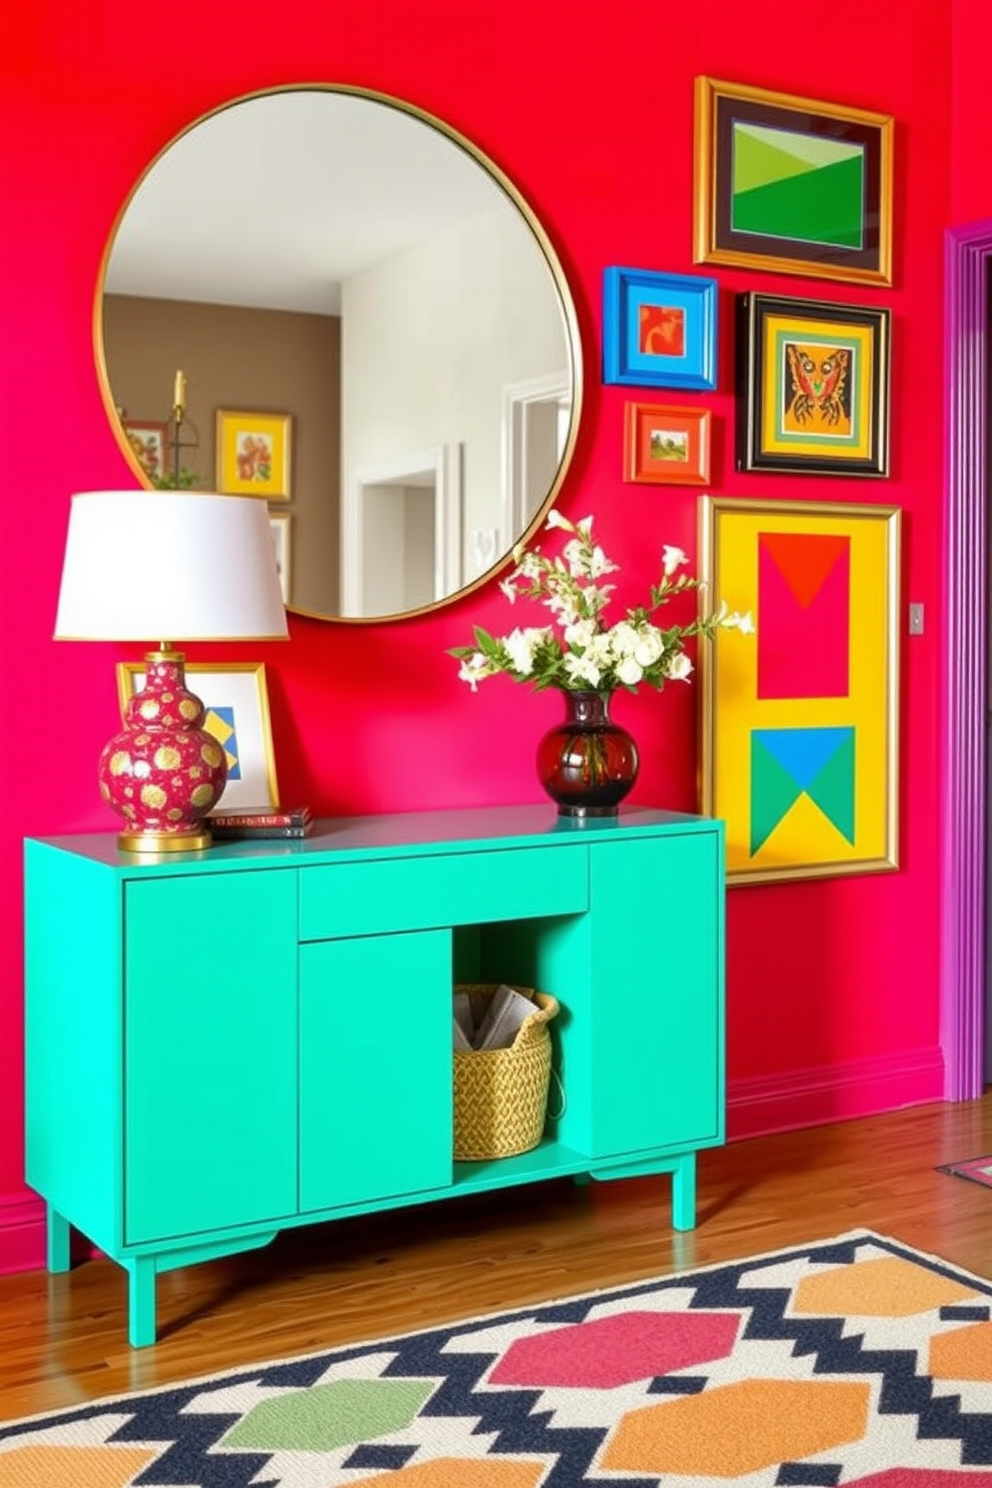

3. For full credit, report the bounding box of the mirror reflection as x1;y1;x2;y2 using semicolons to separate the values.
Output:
98;86;582;621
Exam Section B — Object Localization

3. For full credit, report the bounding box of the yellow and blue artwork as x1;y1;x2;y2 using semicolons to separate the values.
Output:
699;496;901;885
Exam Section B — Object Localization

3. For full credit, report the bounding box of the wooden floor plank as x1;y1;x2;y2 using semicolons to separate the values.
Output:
2;1094;991;1422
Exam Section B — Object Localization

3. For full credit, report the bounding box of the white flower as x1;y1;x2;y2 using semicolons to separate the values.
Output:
545;509;573;531
664;651;693;682
563;651;603;687
564;618;598;650
575;515;594;537
608;621;640;657
502;627;541;674
498;578;518;604
616;655;644;686
633;627;664;667
562;537;586;577
457;653;492;692
588;544;618;578
663;545;688;577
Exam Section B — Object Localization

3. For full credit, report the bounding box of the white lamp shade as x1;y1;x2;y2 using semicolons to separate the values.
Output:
54;490;289;641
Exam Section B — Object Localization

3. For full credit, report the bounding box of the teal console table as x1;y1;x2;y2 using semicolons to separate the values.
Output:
24;804;725;1346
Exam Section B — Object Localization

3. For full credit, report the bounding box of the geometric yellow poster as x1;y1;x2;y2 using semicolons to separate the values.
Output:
698;496;901;884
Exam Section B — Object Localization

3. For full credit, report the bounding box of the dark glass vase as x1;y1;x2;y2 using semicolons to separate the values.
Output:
536;689;639;818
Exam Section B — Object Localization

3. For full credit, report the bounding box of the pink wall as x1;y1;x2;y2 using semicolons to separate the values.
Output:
0;0;982;1270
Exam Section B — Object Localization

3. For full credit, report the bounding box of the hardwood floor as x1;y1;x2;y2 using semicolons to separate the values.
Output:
3;1092;992;1424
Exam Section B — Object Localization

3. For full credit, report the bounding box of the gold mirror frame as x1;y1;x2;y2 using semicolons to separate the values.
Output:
93;84;584;624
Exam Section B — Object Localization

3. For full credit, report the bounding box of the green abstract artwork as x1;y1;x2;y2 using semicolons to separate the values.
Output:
731;122;865;250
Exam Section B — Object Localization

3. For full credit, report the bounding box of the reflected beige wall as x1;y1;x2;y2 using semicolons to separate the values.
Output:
103;295;341;611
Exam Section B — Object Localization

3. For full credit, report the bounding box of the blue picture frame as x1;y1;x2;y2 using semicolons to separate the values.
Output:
603;267;718;389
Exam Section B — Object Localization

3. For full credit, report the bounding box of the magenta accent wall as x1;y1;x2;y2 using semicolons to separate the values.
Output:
0;0;987;1272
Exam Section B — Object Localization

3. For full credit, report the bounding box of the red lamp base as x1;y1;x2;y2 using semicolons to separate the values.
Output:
98;650;228;853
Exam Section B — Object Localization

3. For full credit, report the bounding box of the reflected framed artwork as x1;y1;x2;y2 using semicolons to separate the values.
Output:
603;268;717;389
694;77;893;286
123;420;169;484
736;292;891;477
698;496;900;886
624;403;711;485
268;512;292;603
216;410;292;499
117;660;280;812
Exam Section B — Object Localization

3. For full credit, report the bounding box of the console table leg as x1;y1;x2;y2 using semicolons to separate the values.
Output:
46;1206;71;1273
671;1153;697;1231
126;1258;157;1348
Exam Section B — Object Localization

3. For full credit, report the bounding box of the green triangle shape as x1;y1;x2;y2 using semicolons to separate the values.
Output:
731;155;865;248
750;736;804;855
806;729;856;843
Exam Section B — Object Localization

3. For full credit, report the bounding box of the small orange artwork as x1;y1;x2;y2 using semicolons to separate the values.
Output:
639;304;685;357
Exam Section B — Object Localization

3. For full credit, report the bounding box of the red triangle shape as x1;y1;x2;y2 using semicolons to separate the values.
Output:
759;533;849;608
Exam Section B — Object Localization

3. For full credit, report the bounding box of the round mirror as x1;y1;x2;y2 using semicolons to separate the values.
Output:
96;86;583;622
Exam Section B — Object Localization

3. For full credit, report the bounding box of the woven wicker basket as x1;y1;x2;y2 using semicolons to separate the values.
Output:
453;984;559;1161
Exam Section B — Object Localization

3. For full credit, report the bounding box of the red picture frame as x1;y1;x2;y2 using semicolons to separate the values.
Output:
624;403;711;485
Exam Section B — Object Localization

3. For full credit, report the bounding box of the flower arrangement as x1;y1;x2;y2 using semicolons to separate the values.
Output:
449;510;753;695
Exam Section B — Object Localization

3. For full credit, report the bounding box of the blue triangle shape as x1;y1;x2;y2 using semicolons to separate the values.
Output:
753;727;853;792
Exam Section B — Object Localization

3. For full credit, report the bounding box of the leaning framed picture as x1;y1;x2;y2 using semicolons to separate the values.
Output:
736;292;891;478
116;660;280;812
694;77;894;286
698;496;901;886
603;267;717;389
216;410;292;500
624;403;711;485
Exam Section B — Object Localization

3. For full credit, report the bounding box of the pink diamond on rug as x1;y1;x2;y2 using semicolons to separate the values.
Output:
489;1309;741;1388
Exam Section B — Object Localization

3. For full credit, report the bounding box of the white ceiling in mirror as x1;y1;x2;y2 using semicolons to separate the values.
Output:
98;86;582;623
104;92;512;314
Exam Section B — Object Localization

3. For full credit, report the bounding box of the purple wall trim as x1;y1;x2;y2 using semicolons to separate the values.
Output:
942;218;992;1099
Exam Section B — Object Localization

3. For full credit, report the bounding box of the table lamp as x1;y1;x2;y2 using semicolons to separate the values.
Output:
54;490;289;853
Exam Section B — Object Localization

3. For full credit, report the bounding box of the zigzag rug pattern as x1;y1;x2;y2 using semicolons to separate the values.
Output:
4;1231;992;1485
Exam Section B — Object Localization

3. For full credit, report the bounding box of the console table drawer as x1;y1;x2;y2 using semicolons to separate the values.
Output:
299;846;587;940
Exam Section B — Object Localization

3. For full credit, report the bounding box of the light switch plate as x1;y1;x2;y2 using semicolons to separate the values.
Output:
908;603;925;635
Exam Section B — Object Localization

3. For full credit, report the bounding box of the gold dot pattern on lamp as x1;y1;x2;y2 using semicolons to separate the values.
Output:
140;784;168;809
180;699;200;720
154;746;181;771
201;741;224;768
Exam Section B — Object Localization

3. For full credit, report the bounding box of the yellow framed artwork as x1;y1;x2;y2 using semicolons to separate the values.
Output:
699;496;901;886
736;292;891;477
116;661;280;812
215;409;292;499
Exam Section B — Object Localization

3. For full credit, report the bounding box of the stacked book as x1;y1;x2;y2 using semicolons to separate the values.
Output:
208;805;314;840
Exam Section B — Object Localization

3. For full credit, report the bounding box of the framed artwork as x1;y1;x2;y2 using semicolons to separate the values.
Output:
117;660;280;812
624;403;711;486
736;292;891;478
216;410;292;499
694;77;894;286
603;267;717;389
123;420;170;484
268;512;292;604
698;496;901;886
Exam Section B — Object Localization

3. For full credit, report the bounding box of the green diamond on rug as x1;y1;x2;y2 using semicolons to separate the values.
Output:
4;1231;992;1487
222;1377;436;1451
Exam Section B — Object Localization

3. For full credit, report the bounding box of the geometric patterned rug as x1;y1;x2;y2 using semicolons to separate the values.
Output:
3;1230;992;1485
937;1154;992;1190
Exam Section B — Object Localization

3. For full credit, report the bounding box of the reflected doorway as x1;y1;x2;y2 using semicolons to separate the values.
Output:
345;444;462;618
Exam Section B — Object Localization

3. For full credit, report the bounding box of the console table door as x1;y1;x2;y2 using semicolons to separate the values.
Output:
299;930;453;1212
123;870;299;1244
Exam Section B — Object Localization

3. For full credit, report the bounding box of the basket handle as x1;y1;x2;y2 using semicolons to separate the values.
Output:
512;993;559;1049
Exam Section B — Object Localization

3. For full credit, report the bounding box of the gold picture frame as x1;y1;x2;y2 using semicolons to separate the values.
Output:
117;660;280;812
694;77;894;286
699;495;901;885
215;409;292;500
